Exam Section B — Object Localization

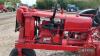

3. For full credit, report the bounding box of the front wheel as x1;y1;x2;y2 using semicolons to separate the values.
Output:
9;48;36;56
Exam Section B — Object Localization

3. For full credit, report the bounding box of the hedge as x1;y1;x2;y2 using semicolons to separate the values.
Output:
36;0;100;9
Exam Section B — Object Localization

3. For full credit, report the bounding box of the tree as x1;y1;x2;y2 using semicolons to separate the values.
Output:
0;0;5;4
44;0;54;9
36;0;54;9
36;1;46;9
11;0;20;4
57;0;68;9
36;0;100;9
5;0;20;5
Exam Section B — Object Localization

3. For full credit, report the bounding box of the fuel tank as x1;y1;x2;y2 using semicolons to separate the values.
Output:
64;15;92;32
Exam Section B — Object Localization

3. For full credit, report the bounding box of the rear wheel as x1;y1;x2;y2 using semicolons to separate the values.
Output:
9;48;36;56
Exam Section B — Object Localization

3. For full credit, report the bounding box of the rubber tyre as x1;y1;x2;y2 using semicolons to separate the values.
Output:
9;48;36;56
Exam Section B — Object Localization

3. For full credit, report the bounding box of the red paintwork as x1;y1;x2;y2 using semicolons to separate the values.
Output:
53;34;60;44
64;16;92;32
15;43;80;51
0;4;8;12
15;6;100;56
0;4;4;10
0;4;4;12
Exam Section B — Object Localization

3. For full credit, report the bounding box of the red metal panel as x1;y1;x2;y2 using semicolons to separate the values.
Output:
16;43;80;52
30;18;35;38
25;17;31;37
24;17;35;41
64;16;92;32
23;10;92;20
23;11;66;19
16;8;24;25
16;6;28;25
18;27;24;42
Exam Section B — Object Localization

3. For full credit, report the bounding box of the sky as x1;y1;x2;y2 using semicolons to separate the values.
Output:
21;0;36;6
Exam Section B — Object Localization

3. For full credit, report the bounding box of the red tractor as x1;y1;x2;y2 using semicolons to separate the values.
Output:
0;4;8;13
9;4;100;56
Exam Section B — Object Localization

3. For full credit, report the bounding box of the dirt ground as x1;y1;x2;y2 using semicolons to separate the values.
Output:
0;12;76;56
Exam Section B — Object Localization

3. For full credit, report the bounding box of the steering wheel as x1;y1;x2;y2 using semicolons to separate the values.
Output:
93;8;100;26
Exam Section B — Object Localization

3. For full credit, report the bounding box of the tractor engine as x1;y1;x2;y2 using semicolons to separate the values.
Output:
35;18;64;44
34;15;92;44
